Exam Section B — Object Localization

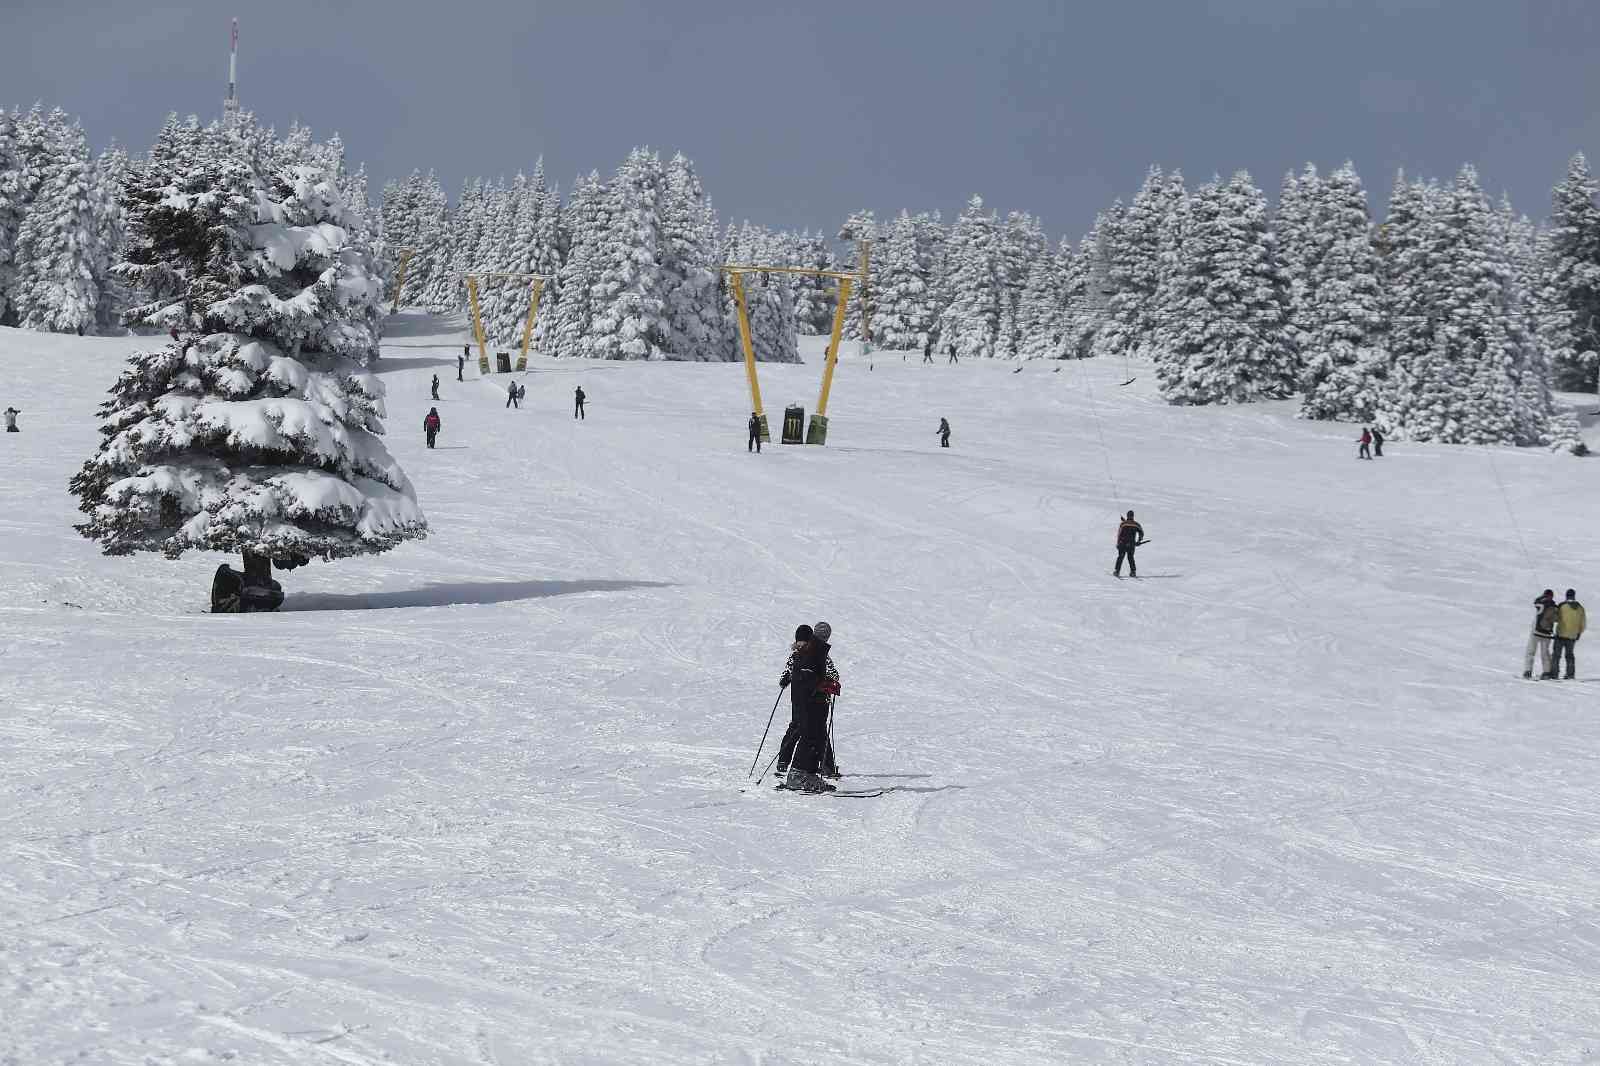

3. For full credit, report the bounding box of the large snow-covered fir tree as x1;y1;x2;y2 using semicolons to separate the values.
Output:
1094;167;1179;360
546;171;611;359
587;148;671;359
1540;153;1600;392
1297;163;1385;422
874;210;941;350
71;116;426;608
1274;163;1324;369
659;154;729;359
1159;172;1294;405
0;108;25;324
10;109;110;333
789;231;838;336
937;196;1001;359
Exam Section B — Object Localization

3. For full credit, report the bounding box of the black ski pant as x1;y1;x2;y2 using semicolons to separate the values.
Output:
1553;637;1577;678
940;433;950;447
432;386;439;400
426;430;437;449
749;431;761;453
1374;441;1383;457
457;364;464;382
777;697;836;774
781;688;829;774
575;401;584;420
1359;443;1371;459
1115;545;1136;576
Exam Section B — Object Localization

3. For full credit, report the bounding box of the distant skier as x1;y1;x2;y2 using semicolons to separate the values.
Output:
776;621;838;793
1372;425;1385;457
1524;589;1560;679
923;338;933;364
423;407;441;449
1114;510;1145;578
1553;588;1586;680
457;350;465;382
574;386;586;420
506;381;520;409
3;406;19;433
947;343;959;365
1358;427;1372;460
937;417;951;448
748;412;762;453
431;374;440;400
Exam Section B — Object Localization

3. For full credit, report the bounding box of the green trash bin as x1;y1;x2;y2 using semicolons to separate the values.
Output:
805;414;829;445
782;405;805;444
495;352;512;374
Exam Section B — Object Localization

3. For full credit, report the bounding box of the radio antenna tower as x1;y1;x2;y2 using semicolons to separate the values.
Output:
222;18;240;123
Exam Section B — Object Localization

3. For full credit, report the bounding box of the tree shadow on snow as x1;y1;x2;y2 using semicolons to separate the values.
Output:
285;578;674;612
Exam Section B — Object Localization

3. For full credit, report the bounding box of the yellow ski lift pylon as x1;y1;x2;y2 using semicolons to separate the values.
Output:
461;272;554;374
720;264;862;445
389;247;415;314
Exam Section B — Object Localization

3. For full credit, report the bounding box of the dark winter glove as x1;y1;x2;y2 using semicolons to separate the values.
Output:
779;673;790;688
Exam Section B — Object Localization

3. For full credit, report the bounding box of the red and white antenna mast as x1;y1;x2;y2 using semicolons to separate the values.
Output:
222;18;240;122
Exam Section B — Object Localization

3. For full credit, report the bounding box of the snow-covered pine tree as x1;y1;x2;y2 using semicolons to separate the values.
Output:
0;108;25;324
1147;169;1189;363
838;210;877;341
90;143;131;331
994;211;1047;359
1095;167;1173;360
1375;173;1439;432
659;154;728;359
1384;167;1522;443
546;171;611;359
790;231;837;335
1274;164;1323;369
408;172;449;310
722;222;799;363
586;148;670;360
1297;162;1385;422
1017;235;1072;360
1160;172;1295;405
11;110;108;333
1540;153;1600;392
937;195;1001;359
1497;197;1581;450
71;116;426;604
874;210;937;350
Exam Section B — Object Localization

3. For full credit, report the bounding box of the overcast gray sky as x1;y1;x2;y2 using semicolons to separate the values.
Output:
4;0;1598;240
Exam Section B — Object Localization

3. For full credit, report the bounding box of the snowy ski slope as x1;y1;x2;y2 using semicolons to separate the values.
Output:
4;315;1600;1064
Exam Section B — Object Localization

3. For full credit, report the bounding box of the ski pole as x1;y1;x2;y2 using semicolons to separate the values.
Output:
748;688;785;777
756;749;781;784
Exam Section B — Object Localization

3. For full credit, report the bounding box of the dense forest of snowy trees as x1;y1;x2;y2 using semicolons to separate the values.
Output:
5;100;1600;448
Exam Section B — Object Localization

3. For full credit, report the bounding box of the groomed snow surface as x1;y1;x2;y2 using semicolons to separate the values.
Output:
5;315;1600;1065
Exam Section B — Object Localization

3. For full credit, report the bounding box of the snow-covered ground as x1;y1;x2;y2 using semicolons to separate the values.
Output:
5;315;1600;1064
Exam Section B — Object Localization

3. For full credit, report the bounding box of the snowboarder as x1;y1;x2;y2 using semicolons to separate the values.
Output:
423;407;441;448
574;386;586;420
457;350;466;382
923;338;933;364
1114;510;1144;578
1372;426;1385;457
506;381;520;409
1553;588;1586;680
1358;428;1372;460
1524;589;1560;679
776;621;838;793
431;374;440;401
947;343;959;365
3;406;19;433
937;417;951;448
748;412;762;453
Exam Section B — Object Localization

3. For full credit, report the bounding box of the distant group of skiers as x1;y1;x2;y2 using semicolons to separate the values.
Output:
773;621;841;793
1358;426;1385;459
919;338;961;364
1524;588;1586;680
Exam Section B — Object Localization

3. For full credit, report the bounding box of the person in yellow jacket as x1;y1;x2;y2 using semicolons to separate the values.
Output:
1552;588;1586;680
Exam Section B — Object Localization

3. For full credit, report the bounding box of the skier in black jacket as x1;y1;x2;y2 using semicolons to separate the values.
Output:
431;374;440;400
776;622;838;792
748;412;762;453
776;624;841;781
1114;510;1144;577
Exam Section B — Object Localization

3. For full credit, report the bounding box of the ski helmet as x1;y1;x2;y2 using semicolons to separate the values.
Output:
814;621;832;642
794;624;813;642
